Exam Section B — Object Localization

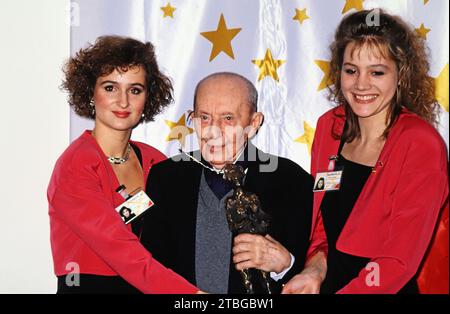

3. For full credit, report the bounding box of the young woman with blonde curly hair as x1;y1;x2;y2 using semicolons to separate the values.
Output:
283;9;448;294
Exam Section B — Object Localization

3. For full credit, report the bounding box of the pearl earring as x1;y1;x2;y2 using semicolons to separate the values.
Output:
90;99;95;116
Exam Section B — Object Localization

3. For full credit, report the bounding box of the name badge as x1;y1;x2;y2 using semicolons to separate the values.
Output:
313;170;343;192
115;189;154;224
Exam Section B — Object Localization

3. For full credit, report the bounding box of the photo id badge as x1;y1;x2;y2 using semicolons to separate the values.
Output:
313;170;343;192
115;189;154;224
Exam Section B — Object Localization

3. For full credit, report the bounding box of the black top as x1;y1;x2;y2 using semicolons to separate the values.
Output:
320;143;418;294
57;143;144;294
141;144;314;293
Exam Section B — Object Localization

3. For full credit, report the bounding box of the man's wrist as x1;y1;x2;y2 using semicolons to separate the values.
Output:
270;253;295;281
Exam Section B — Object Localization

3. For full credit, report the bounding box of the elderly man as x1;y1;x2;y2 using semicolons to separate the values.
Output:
141;72;313;293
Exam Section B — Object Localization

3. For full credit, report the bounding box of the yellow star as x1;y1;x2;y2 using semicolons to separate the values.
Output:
435;64;449;112
200;14;242;62
293;8;310;25
415;23;431;40
315;60;332;91
342;0;364;14
161;2;176;18
295;121;316;155
252;49;286;82
165;114;194;146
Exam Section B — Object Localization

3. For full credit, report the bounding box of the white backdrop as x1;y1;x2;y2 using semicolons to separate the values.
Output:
0;0;70;293
70;0;449;172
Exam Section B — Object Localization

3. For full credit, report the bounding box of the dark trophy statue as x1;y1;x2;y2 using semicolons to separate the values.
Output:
222;163;279;294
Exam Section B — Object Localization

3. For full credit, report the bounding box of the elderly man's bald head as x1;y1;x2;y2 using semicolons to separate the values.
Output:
191;72;264;170
193;72;258;113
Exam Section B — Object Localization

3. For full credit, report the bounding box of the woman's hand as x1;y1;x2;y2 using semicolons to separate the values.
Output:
281;267;322;294
281;250;327;294
232;234;291;274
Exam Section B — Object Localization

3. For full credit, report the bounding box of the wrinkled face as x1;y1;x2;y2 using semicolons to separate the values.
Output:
193;77;261;170
93;66;147;132
341;42;398;122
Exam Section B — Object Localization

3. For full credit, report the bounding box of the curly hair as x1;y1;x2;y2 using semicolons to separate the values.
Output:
328;9;438;141
61;35;173;122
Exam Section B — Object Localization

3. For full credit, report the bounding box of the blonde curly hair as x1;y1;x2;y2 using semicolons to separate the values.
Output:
328;9;438;141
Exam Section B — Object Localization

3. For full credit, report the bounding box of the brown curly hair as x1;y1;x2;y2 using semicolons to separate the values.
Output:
328;9;438;141
62;35;173;122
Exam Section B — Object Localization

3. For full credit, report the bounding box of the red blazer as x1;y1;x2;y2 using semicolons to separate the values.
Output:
417;202;449;294
308;106;449;294
48;130;198;294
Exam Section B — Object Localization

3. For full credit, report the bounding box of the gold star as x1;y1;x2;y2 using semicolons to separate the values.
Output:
415;23;431;40
315;60;332;91
161;2;176;18
200;14;242;62
252;49;286;82
342;0;364;14
435;64;449;112
295;121;316;155
165;114;194;146
293;8;310;25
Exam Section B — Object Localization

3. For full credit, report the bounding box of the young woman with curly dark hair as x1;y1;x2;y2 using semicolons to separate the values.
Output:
48;35;201;294
283;9;448;294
